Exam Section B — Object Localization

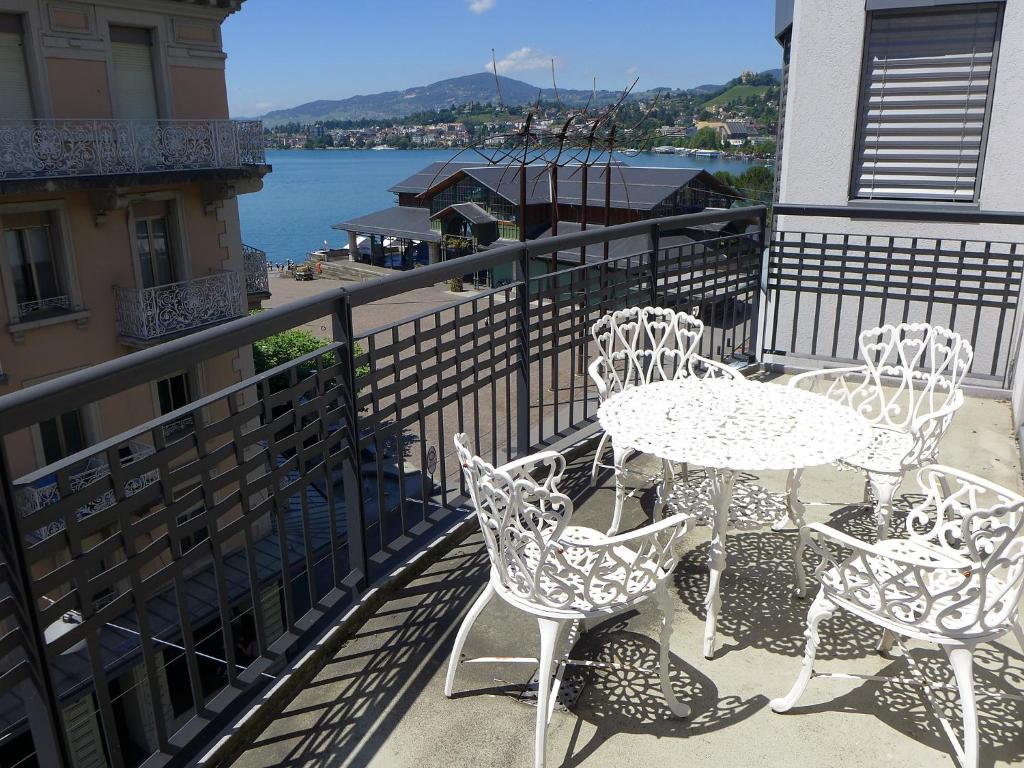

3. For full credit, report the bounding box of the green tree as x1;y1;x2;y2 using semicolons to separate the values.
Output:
688;127;722;150
252;327;367;392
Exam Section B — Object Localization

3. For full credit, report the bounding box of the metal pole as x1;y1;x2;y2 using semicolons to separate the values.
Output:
648;222;660;308
515;245;532;457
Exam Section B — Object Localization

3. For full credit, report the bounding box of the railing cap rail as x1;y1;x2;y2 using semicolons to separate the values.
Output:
0;207;764;431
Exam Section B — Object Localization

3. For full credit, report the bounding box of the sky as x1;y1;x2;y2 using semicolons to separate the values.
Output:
223;0;781;117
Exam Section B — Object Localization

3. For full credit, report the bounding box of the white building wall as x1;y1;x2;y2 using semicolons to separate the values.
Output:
769;0;1024;418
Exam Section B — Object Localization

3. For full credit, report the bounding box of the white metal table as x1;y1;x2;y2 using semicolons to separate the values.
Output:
597;377;873;659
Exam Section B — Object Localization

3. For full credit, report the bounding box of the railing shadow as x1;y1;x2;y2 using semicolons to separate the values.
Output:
561;617;766;767
238;542;491;768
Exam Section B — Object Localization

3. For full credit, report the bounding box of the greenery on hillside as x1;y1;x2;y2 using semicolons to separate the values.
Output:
702;84;771;108
715;165;775;205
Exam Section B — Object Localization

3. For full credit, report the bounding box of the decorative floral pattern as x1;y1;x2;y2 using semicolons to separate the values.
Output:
0;119;265;180
598;378;873;472
114;271;245;340
243;244;270;296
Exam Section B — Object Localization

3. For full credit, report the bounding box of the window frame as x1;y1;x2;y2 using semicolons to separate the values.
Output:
96;5;173;120
0;3;54;119
0;201;82;327
848;2;1004;205
127;193;191;290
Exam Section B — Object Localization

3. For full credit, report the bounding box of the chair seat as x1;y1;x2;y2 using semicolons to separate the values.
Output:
495;525;666;618
839;425;917;474
820;539;1014;640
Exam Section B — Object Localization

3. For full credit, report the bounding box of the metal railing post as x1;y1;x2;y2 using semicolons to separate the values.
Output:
515;245;531;458
0;444;72;767
750;207;768;362
332;291;369;589
648;222;661;308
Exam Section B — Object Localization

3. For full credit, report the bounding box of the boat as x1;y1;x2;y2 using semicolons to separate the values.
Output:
694;149;721;158
618;148;641;157
372;145;396;151
652;145;677;154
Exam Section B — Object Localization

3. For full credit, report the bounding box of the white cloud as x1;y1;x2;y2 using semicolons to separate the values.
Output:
486;47;552;75
467;0;496;13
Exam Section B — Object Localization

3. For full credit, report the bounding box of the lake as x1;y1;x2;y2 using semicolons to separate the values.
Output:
238;149;764;264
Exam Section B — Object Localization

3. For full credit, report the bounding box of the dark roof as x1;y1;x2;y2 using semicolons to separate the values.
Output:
430;202;496;225
423;164;734;211
387;161;481;194
724;121;752;136
333;206;440;243
534;221;699;267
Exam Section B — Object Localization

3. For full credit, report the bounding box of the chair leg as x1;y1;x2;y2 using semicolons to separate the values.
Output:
444;582;495;698
770;591;836;713
876;628;896;656
590;431;612;486
606;442;631;535
655;582;690;718
945;645;979;768
867;472;901;540
534;618;563;768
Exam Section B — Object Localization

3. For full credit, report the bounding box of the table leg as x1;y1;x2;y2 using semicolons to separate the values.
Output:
653;458;674;522
785;469;810;598
704;468;735;660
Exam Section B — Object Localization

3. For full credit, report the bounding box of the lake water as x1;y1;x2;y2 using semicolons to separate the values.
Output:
238;149;763;264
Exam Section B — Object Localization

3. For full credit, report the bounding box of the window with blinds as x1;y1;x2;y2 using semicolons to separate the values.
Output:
0;14;33;120
851;4;1003;203
110;25;159;120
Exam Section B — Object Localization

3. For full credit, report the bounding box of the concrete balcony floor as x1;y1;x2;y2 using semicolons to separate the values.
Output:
232;383;1024;768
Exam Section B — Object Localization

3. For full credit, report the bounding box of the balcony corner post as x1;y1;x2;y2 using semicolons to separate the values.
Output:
751;206;769;363
332;291;369;590
515;245;531;458
0;444;72;768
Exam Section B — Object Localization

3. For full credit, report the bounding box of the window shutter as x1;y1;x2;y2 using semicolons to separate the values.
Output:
111;27;159;120
0;15;33;120
853;4;1001;203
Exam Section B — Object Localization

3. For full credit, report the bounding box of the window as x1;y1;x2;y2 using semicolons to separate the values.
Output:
4;214;68;318
39;410;86;465
157;372;194;439
0;14;32;120
110;25;158;120
851;4;1003;202
135;216;174;288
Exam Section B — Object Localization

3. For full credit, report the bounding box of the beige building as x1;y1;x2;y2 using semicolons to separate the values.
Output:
0;0;270;485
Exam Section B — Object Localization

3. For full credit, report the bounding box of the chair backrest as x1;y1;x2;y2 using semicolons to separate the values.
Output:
454;433;572;604
590;306;704;398
854;323;973;429
907;466;1024;635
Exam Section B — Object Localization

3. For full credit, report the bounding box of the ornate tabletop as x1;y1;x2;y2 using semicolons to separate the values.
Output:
597;377;873;472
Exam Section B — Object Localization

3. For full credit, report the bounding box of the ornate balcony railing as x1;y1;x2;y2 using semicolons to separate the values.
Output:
16;295;70;318
15;441;158;539
243;243;271;296
114;270;246;341
0;119;266;182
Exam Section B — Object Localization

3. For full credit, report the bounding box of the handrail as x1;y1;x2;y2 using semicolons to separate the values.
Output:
774;202;1024;226
0;207;764;431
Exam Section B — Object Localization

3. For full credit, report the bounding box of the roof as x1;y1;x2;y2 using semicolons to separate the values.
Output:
430;202;497;225
333;206;440;243
423;164;734;212
533;221;699;267
724;121;753;136
387;161;482;195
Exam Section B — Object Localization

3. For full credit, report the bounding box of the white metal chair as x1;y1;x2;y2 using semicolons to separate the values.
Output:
773;465;1024;768
788;323;973;541
589;306;743;534
449;434;692;768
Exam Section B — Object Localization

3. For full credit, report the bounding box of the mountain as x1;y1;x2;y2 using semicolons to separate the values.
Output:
259;73;623;126
258;68;783;126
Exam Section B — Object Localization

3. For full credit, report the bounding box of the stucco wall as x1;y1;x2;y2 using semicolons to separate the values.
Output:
769;0;1024;409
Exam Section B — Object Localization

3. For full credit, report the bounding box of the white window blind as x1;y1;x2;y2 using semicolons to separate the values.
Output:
853;4;1001;202
0;15;33;120
111;26;159;120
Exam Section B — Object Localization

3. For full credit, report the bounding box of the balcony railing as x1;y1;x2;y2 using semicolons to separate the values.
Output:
15;441;157;539
0;119;266;182
243;243;271;296
114;270;246;341
3;206;1022;767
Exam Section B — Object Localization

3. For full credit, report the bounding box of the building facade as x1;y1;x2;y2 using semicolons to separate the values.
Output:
767;0;1024;432
0;1;271;765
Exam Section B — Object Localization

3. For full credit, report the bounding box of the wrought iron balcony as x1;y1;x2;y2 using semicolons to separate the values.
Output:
0;118;266;182
1;207;1022;768
113;270;246;342
15;441;157;539
243;243;271;297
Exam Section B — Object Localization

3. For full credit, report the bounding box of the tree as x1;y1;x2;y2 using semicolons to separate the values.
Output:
252;326;368;393
688;127;722;150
